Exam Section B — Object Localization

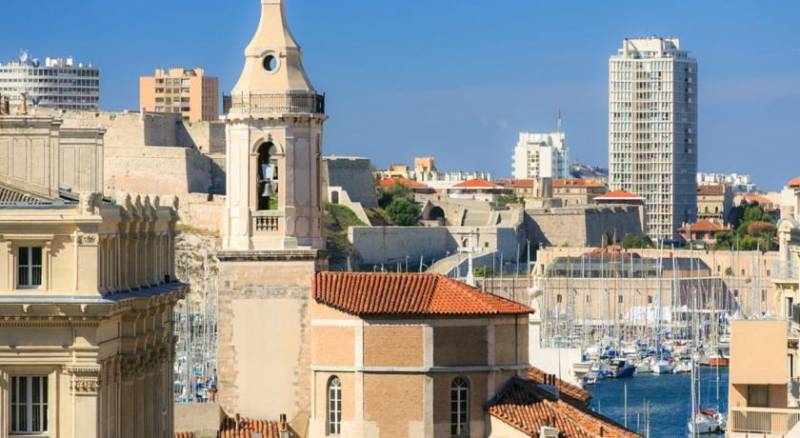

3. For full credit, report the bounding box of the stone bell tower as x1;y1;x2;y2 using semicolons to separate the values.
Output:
217;0;327;425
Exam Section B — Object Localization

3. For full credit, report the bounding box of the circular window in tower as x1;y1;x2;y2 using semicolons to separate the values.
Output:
263;55;279;72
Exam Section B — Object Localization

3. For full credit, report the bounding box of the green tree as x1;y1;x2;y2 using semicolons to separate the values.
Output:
385;197;421;226
497;193;524;206
622;234;654;249
378;181;411;208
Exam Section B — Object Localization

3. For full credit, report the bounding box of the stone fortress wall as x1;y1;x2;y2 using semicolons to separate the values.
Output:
525;205;644;247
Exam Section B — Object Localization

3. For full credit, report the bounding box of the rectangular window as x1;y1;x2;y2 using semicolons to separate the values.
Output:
11;376;48;434
17;247;43;288
748;385;770;408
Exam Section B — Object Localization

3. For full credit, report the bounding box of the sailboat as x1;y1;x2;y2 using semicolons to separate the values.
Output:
651;241;674;375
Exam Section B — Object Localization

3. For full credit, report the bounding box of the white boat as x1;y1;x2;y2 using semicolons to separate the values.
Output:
688;409;724;434
635;358;652;374
687;414;720;434
651;359;673;374
673;360;692;374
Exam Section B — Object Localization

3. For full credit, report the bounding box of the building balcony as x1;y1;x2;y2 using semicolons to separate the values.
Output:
252;210;282;234
224;92;325;116
728;406;800;437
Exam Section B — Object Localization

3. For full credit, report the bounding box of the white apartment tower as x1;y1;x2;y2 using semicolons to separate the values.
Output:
0;51;100;110
608;37;698;241
512;130;569;180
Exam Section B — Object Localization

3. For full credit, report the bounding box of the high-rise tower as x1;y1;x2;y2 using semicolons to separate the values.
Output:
217;0;327;424
608;37;698;241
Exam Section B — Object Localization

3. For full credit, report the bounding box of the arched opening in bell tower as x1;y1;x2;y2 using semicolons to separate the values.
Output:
257;142;279;210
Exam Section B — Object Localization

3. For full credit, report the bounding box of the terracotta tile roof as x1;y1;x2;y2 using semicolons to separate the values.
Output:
679;220;728;233
452;178;501;189
175;433;196;438
526;367;592;405
487;377;639;438
501;179;538;189
595;190;643;200
553;178;606;189
789;176;800;188
313;272;533;316
218;416;290;438
741;193;773;205
697;184;725;196
378;177;429;190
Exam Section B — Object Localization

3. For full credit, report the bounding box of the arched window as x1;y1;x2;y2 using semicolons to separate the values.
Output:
257;142;279;210
450;377;469;437
327;376;342;435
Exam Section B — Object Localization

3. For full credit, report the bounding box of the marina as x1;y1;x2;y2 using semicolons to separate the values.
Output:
589;367;729;437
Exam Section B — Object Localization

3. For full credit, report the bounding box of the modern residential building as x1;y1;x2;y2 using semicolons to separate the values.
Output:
608;37;698;241
447;178;512;202
376;156;493;191
697;183;734;224
513;131;570;180
0;51;100;110
698;172;759;194
140;67;219;122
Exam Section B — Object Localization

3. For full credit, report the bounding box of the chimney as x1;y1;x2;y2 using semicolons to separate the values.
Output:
279;413;291;438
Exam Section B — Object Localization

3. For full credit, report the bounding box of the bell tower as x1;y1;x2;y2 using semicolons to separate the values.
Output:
217;0;326;425
224;0;326;251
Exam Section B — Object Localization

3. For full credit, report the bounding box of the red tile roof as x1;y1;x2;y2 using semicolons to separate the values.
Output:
452;178;501;189
175;433;196;438
553;178;606;189
526;367;591;405
378;177;429;190
789;176;800;188
218;416;289;438
679;220;728;233
501;179;538;189
487;377;639;438
697;184;725;196
313;272;533;317
595;190;643;200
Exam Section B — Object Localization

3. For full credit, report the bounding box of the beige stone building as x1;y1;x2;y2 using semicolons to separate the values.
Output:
697;183;733;224
0;111;185;437
140;67;220;122
552;178;606;207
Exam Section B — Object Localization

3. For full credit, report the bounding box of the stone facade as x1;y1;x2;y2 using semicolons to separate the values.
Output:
0;186;185;438
525;205;644;247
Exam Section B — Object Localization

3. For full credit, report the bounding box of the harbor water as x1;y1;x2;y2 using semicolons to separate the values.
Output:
588;367;729;437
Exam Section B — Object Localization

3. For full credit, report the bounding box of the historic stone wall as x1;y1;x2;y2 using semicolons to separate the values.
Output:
323;156;377;208
348;226;456;265
525;205;643;247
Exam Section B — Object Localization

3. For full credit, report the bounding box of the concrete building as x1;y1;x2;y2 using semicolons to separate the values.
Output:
512;132;569;180
215;0;327;427
140;67;219;122
0;51;100;110
697;183;733;224
608;37;698;241
698;172;758;194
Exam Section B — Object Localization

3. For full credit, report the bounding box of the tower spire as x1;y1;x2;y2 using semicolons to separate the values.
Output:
231;0;315;97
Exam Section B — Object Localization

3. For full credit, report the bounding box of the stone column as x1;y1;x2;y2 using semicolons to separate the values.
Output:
0;368;9;438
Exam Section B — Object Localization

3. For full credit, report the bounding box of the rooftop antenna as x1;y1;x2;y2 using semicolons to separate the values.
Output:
557;110;563;134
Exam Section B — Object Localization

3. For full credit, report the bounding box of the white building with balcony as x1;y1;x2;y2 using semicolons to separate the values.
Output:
608;37;698;242
0;51;100;110
512;131;569;180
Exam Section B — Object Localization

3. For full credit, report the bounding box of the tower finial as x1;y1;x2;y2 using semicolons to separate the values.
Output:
230;0;315;97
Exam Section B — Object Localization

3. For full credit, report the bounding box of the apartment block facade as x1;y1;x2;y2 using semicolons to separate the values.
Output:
140;67;219;122
513;132;569;180
608;37;698;241
0;52;100;110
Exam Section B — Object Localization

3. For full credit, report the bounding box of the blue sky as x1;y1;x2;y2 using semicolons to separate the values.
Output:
3;1;799;190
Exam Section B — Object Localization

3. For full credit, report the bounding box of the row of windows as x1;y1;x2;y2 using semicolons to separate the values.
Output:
155;87;191;94
155;78;191;86
0;68;99;77
325;376;470;437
